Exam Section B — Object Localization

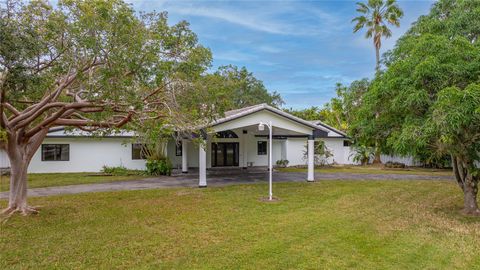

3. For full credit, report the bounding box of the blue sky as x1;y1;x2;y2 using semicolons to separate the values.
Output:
128;0;435;109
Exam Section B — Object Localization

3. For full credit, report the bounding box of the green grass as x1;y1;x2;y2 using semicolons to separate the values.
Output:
279;165;453;176
0;173;145;191
1;180;479;269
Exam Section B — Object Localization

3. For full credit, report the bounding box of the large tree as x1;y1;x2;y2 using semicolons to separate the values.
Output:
214;65;283;110
0;0;214;215
352;0;403;72
354;0;480;215
286;79;369;132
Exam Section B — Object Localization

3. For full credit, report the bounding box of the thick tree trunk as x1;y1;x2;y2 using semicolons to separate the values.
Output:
8;158;29;211
452;155;480;215
463;174;479;215
1;131;47;216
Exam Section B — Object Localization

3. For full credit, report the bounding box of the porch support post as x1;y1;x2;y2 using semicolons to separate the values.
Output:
199;130;207;187
181;139;188;173
307;134;315;182
242;130;248;169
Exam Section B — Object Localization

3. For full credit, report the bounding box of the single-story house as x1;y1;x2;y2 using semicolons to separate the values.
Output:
0;103;417;186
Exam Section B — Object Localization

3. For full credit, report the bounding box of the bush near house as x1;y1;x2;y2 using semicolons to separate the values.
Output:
275;159;289;168
349;145;375;166
101;166;144;176
146;159;173;176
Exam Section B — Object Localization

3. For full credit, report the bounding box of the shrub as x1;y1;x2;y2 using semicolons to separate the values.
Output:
276;159;289;168
303;140;333;166
384;161;406;168
101;166;144;176
102;165;129;175
146;158;172;176
349;145;375;166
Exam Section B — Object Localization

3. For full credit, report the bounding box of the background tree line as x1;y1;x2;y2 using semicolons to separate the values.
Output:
295;0;480;215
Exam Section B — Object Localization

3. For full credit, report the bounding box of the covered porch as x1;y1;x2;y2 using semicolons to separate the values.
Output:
175;105;323;187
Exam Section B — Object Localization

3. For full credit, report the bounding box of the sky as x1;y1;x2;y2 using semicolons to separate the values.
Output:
127;0;435;109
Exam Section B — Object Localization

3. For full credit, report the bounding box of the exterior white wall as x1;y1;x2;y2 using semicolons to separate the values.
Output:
286;138;307;166
27;138;146;173
0;135;422;173
0;150;10;168
322;138;350;165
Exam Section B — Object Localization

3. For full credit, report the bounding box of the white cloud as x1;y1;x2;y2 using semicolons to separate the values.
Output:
132;0;342;36
166;5;296;35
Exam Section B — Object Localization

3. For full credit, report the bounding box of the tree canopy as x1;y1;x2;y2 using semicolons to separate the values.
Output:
214;65;284;110
286;79;369;132
352;0;480;214
0;0;233;215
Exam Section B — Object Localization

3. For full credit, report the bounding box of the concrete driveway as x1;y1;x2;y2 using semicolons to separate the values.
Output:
0;169;453;199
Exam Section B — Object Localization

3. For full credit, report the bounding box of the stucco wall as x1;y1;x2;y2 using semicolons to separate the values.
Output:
22;138;146;173
286;138;307;166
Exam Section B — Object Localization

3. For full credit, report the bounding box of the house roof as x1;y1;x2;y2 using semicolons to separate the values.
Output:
46;127;135;138
214;103;347;138
307;120;348;137
45;104;347;138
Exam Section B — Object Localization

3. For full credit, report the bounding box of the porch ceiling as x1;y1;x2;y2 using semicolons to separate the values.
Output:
211;109;314;135
233;124;308;136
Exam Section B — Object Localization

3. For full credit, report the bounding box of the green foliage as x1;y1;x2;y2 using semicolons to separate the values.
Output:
303;140;333;166
287;79;369;132
214;65;284;110
349;145;375;166
352;0;403;70
101;166;143;176
351;0;480;208
0;0;220;148
275;159;289;168
145;159;172;176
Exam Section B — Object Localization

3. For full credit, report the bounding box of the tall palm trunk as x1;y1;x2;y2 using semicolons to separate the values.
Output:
375;46;380;72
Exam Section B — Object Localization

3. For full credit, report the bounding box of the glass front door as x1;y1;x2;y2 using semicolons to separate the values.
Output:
211;143;239;167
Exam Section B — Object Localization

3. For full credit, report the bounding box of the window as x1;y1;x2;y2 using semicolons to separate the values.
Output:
176;142;182;156
132;143;148;160
215;130;238;138
257;141;267;155
42;144;69;161
343;140;352;147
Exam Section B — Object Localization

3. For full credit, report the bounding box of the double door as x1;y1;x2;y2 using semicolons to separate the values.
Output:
211;143;239;167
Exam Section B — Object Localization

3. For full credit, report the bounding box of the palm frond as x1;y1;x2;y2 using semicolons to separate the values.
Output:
381;25;392;38
356;2;370;13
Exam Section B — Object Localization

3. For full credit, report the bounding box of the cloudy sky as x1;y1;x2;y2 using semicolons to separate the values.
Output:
127;0;435;109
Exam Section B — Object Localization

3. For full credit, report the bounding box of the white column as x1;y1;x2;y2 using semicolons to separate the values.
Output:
307;137;315;182
199;143;207;187
242;130;248;168
181;139;188;173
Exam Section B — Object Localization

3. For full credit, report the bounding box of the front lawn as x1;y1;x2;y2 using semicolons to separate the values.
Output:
0;173;146;191
279;165;453;176
1;180;479;269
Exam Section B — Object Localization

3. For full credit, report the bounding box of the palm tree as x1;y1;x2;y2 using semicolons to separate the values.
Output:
352;0;403;72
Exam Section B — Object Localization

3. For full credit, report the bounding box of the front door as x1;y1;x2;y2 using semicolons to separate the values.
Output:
211;143;239;167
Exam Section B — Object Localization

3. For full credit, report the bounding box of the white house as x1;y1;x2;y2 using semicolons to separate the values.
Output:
0;104;416;186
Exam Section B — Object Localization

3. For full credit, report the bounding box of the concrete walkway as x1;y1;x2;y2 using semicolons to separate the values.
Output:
0;170;453;199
